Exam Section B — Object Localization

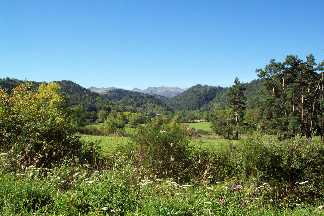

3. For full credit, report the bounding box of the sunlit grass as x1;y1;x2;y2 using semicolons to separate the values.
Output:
190;136;242;152
80;135;133;156
186;122;213;133
80;132;240;156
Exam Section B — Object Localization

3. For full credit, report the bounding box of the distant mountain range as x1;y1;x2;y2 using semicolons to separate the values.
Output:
132;87;185;98
89;86;185;98
0;78;264;113
88;87;118;94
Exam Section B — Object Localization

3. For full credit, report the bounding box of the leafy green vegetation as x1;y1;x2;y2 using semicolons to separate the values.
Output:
168;84;226;110
0;54;323;215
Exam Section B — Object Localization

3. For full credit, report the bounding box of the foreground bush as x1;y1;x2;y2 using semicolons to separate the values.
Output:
0;83;100;169
237;135;324;203
189;135;324;204
134;117;191;181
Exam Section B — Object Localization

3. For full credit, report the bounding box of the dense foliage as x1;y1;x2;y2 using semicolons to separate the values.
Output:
257;55;323;139
168;84;227;110
0;53;323;215
210;78;247;139
134;117;191;180
0;83;84;168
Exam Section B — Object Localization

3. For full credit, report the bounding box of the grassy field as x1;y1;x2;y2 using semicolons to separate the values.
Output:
190;137;241;152
186;121;213;133
80;135;133;156
81;134;237;155
80;121;240;155
80;123;322;157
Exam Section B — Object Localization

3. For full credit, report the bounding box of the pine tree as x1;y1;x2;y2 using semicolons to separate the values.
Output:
227;78;247;139
257;54;323;139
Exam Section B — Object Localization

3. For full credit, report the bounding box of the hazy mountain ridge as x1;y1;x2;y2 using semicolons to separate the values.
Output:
88;87;117;94
132;86;185;98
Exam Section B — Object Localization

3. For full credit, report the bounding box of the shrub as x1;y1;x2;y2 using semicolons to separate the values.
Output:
0;83;100;169
78;125;111;136
134;117;191;181
210;108;237;139
128;112;147;127
189;149;238;183
234;135;324;203
104;112;126;135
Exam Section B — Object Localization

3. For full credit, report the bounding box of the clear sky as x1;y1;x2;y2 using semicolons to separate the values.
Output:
0;0;323;89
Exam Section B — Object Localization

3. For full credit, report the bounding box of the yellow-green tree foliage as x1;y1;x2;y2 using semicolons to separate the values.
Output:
0;83;81;168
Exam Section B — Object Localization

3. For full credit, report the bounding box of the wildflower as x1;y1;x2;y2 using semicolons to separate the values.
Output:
298;181;309;185
101;207;108;211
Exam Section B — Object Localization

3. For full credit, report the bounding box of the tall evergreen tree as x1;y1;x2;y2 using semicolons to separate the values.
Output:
227;78;247;139
257;54;323;139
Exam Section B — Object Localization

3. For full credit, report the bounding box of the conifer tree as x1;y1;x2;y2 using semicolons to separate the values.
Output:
257;54;323;139
227;78;247;139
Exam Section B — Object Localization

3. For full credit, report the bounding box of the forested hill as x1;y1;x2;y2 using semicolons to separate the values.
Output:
58;80;100;107
167;84;227;110
96;88;171;112
0;78;170;113
0;78;265;113
208;79;265;109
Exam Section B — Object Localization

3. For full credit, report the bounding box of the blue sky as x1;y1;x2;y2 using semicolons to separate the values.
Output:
0;0;323;89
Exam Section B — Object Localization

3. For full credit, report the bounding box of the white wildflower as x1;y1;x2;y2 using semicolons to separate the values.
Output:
170;155;174;162
298;181;309;185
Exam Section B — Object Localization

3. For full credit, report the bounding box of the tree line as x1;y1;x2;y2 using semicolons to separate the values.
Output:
211;54;323;140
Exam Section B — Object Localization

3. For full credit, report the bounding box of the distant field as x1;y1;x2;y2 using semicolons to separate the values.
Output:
81;134;239;157
190;137;241;152
186;122;213;133
81;121;245;156
80;135;133;156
